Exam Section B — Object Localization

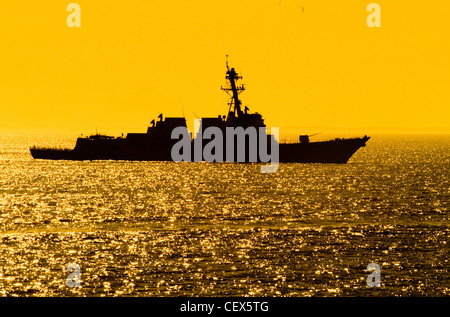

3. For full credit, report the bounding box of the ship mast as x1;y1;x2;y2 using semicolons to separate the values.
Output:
221;56;246;121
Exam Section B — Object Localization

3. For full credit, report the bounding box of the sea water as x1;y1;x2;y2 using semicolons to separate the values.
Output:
0;133;448;296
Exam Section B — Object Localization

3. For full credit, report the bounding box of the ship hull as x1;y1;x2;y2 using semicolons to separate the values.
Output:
30;136;369;164
278;137;369;163
30;148;78;160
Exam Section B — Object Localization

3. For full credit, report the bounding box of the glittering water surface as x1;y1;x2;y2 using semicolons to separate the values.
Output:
0;134;448;296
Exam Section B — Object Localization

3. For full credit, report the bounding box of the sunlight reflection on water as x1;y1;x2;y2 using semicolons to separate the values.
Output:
0;134;448;296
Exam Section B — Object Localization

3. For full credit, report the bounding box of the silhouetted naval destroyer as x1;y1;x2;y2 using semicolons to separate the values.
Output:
30;61;370;163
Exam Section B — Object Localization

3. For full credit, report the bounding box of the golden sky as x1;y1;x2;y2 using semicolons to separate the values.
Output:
0;1;449;135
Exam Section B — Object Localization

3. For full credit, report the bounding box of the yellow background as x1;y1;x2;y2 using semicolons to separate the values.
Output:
0;1;448;135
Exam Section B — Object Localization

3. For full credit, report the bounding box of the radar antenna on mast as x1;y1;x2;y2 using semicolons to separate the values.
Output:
221;56;246;121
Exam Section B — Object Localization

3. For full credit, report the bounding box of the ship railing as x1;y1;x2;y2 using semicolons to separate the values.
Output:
30;146;73;151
